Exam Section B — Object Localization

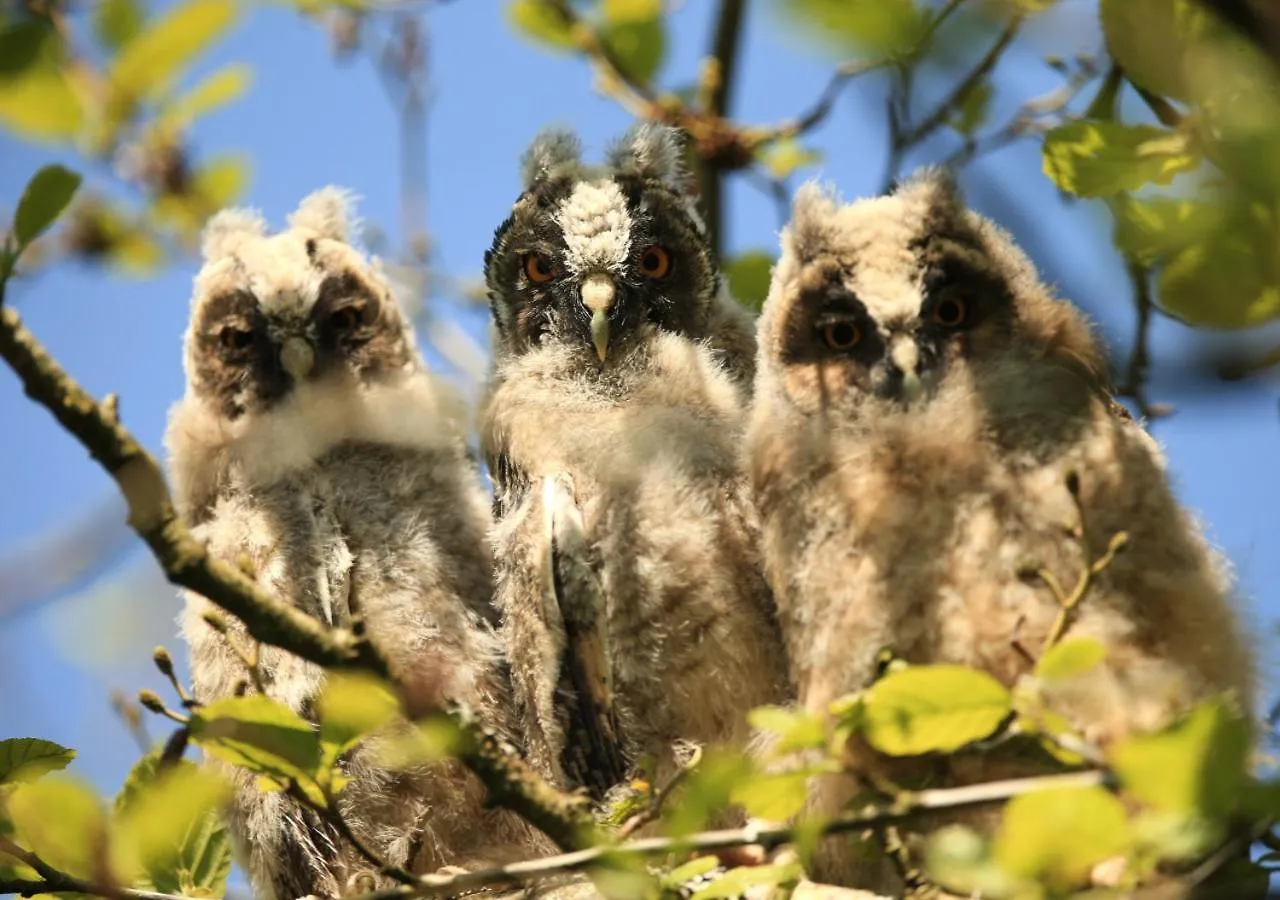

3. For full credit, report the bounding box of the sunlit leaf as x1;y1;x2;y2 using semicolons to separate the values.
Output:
7;775;107;878
662;750;754;836
660;856;720;890
194;154;249;208
747;704;825;754
1110;194;1207;266
1099;0;1214;103
374;715;463;770
1034;636;1106;683
690;862;802;900
187;694;322;787
600;14;665;85
163;63;252;129
924;825;1020;897
0;25;84;141
728;770;812;821
1042;121;1201;197
758;139;823;180
317;671;401;761
110;229;165;276
93;0;146;52
861;665;1012;756
723;251;774;313
112;755;233;896
780;0;927;60
506;0;576;51
994;786;1130;889
602;0;659;22
110;0;240;101
0;738;76;784
13;164;82;250
1111;699;1250;820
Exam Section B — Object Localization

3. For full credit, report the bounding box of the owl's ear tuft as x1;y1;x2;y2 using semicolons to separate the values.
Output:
608;123;690;189
787;181;841;261
894;165;963;213
288;186;361;243
201;207;268;261
521;128;582;188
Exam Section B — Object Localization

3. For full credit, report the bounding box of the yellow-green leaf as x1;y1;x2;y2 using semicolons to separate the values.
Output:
690;862;802;900
374;715;463;770
924;825;1020;897
93;0;146;52
1111;699;1250;820
164;63;252;129
994;786;1130;889
0;26;85;141
660;856;720;890
7;775;107;878
662;750;754;837
506;0;576;51
1099;0;1213;103
600;15;665;85
1042;121;1201;197
1110;194;1207;266
110;0;240;100
780;0;927;60
318;671;402;760
13;164;82;251
194;154;249;207
758;139;823;180
862;665;1012;756
1035;636;1107;682
0;737;76;784
728;771;811;821
603;0;660;23
187;694;322;785
724;251;775;313
747;704;825;754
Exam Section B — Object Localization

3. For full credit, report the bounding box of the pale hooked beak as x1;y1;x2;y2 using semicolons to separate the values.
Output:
280;337;315;381
888;336;923;403
580;273;616;362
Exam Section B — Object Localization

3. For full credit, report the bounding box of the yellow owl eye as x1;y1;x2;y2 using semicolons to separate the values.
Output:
219;325;253;351
933;297;966;328
523;252;557;284
639;245;672;278
328;304;367;333
822;320;860;350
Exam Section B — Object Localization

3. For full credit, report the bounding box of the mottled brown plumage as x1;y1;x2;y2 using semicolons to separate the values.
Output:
746;170;1256;891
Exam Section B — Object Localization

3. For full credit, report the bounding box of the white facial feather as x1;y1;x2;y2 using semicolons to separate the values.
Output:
202;207;269;261
554;180;633;275
287;185;360;243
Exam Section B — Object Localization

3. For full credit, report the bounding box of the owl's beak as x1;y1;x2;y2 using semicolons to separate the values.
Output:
581;273;616;362
280;337;316;381
888;336;924;403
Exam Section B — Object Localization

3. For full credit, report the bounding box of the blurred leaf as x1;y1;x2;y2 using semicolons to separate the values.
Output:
950;81;993;136
1034;636;1106;682
781;0;927;60
112;756;232;896
374;715;463;770
660;856;720;890
13;164;81;251
663;750;754;836
758;139;823;180
194;154;249;207
748;705;826;754
994;786;1130;889
729;770;811;821
0;24;85;141
110;0;240;101
0;738;76;784
163;63;252;130
603;0;659;23
7;775;107;878
187;694;322;791
1110;194;1206;266
506;0;576;51
317;671;401;762
600;14;665;85
862;664;1011;756
1099;0;1213;103
724;251;775;313
111;229;165;275
1042;121;1200;197
1111;699;1249;820
1197;858;1271;899
925;825;1020;897
690;862;802;900
94;0;146;52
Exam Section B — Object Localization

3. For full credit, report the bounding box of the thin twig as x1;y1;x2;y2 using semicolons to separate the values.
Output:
616;745;703;840
1117;259;1167;421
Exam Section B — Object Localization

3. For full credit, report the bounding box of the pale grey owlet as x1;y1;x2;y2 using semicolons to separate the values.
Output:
167;188;549;900
481;124;791;807
745;170;1255;889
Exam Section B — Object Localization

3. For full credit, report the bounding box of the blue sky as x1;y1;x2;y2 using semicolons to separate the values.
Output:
0;0;1278;856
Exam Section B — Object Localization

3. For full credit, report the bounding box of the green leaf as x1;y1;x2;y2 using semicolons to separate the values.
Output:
187;694;322;787
1034;636;1106;682
748;704;825;754
924;825;1020;897
112;756;233;896
0;738;76;784
163;63;252;128
7;775;107;878
1042;121;1200;197
660;856;720;890
0;21;52;78
0;25;85;141
93;0;146;52
506;0;576;51
728;770;811;821
780;0;927;60
758;138;823;180
13;164;82;251
602;0;660;23
950;81;993;136
861;664;1012;756
1111;699;1249;820
994;786;1130;889
317;671;401;761
373;715;463;770
599;14;665;85
110;0;240;101
689;862;802;900
662;750;754;837
1110;194;1206;266
1099;0;1214;103
723;251;775;313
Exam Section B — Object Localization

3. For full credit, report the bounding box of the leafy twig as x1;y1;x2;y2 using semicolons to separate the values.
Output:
616;745;704;840
1117;259;1171;421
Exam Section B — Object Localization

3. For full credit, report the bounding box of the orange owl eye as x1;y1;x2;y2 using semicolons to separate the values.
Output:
523;252;557;283
932;296;966;328
639;245;672;278
328;304;367;333
219;325;253;351
822;320;860;350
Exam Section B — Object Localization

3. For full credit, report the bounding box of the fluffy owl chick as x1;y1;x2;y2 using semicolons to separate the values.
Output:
482;124;790;804
167;188;550;900
747;171;1255;887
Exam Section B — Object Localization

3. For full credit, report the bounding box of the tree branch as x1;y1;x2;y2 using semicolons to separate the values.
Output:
0;285;598;853
698;0;747;259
